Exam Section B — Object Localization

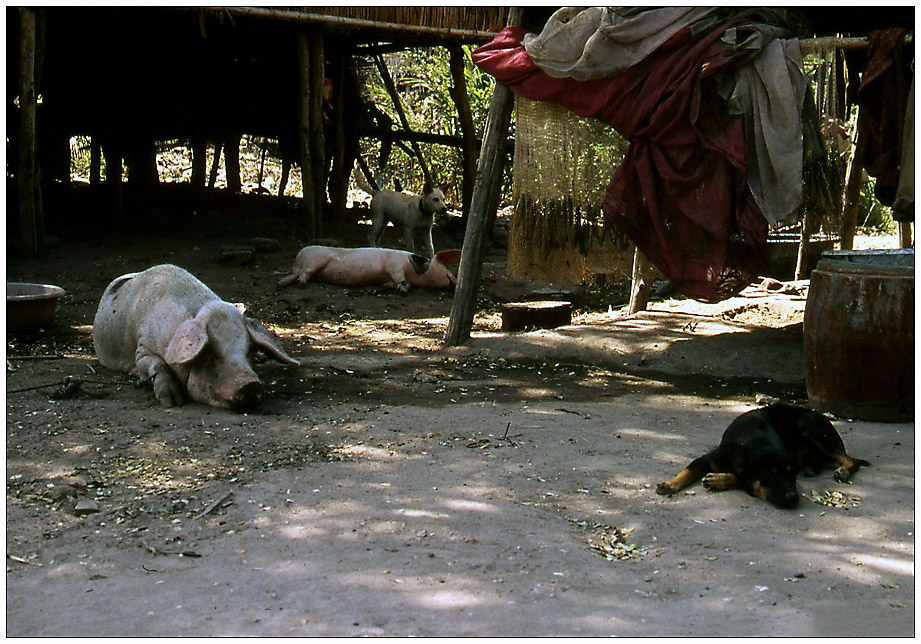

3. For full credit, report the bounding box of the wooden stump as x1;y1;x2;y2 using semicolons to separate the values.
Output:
501;301;572;332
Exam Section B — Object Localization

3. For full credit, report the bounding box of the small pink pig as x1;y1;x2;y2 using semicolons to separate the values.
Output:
278;246;461;294
93;264;299;410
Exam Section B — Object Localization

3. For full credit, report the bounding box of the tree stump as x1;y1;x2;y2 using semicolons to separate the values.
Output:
501;301;572;332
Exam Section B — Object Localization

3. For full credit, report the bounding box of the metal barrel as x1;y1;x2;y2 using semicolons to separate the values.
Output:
803;250;914;422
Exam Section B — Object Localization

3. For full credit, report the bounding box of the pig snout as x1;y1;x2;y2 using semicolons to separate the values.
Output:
186;367;266;411
211;376;265;411
230;380;265;410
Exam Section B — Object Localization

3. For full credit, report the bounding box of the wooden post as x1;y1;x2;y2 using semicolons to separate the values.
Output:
103;142;125;218
355;155;380;192
191;137;206;188
898;222;913;248
225;135;242;193
329;46;349;226
449;45;478;218
794;213;810;280
444;8;523;347
278;160;290;197
628;247;655;315
297;31;325;239
374;53;433;187
209;141;222;188
309;34;326;237
90;137;101;185
839;114;865;250
18;7;43;255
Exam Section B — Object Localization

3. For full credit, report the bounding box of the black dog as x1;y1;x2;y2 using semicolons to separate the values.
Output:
656;403;870;509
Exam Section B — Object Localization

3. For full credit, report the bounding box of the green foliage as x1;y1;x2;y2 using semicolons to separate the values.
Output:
858;176;896;232
359;46;497;200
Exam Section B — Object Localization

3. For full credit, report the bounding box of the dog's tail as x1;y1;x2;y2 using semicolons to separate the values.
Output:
353;162;378;197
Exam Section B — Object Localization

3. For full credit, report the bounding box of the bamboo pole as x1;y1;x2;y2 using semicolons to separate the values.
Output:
362;127;468;148
444;7;523;347
800;34;912;54
199;7;501;43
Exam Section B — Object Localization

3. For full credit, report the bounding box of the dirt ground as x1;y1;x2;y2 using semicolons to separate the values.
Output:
5;203;914;637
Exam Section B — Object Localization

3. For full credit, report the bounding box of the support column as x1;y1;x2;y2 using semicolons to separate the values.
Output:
17;7;43;255
444;8;523;346
628;248;655;315
449;45;478;218
297;31;325;239
840;114;865;250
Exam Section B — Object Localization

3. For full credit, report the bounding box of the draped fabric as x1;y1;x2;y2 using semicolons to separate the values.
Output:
474;24;770;302
857;28;912;209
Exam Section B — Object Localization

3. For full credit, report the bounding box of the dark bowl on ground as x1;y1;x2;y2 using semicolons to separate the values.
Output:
7;283;66;332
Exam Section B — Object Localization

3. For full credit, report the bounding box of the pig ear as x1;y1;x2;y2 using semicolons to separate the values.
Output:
245;317;300;365
164;318;209;365
409;254;432;275
435;249;462;265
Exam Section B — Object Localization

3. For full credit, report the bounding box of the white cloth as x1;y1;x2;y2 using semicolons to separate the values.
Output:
523;6;718;81
722;33;808;226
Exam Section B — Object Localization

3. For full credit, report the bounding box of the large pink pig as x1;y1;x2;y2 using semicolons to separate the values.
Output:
278;246;461;294
93;264;299;410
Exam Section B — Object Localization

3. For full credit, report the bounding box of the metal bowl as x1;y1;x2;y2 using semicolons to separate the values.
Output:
7;283;66;331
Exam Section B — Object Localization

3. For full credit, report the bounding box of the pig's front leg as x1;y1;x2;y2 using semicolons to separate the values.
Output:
135;346;185;407
384;265;411;295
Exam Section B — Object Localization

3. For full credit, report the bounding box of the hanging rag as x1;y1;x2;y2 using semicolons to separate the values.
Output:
893;70;914;222
719;26;808;226
857;28;912;207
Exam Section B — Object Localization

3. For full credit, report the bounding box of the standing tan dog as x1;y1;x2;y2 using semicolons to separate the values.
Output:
355;167;448;259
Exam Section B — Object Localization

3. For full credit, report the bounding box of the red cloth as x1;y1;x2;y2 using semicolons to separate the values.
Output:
474;26;768;302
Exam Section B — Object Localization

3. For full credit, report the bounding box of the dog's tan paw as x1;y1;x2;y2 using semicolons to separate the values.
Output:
833;466;853;483
656;481;678;496
702;472;736;491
